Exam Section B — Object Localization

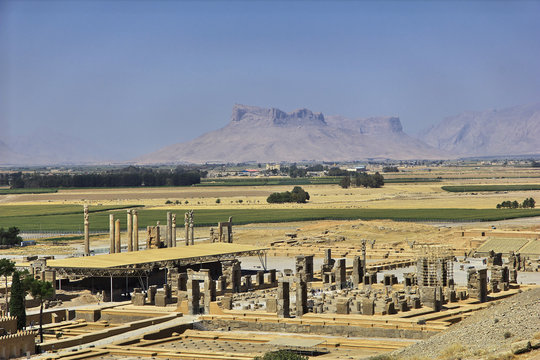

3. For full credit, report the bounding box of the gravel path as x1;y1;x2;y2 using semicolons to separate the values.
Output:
394;287;540;359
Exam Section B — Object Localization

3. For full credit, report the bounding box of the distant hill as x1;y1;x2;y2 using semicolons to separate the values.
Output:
137;104;444;163
0;140;29;165
422;102;540;157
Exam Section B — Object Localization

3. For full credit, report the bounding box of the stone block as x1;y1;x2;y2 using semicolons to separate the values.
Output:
266;298;277;313
155;292;167;307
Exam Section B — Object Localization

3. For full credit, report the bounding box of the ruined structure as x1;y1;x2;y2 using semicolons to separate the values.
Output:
218;217;233;243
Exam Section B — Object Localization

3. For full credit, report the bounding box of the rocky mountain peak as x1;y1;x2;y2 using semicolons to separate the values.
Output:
230;104;326;127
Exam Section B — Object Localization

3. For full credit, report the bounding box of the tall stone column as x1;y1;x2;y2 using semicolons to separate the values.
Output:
361;239;367;277
190;211;195;245
115;219;121;253
185;212;189;246
166;211;172;248
83;205;90;256
109;214;115;254
127;210;133;252
132;210;139;251
172;214;177;247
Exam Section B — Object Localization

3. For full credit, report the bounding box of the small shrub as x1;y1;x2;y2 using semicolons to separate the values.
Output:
184;200;189;204
504;331;512;339
215;198;221;204
165;200;172;204
441;343;465;359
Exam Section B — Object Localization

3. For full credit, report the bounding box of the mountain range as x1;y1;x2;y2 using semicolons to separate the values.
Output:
1;102;539;165
137;104;444;163
137;101;540;164
422;102;540;157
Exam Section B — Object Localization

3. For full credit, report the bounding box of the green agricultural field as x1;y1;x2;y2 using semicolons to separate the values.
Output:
0;204;142;219
442;185;540;192
0;188;58;195
2;206;540;232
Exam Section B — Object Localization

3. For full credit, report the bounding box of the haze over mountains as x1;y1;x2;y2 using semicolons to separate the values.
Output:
1;102;539;166
137;102;540;164
137;104;444;163
422;102;540;157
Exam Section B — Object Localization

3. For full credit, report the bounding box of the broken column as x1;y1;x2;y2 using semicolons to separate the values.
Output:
114;219;121;253
132;210;139;251
127;209;133;252
83;205;90;256
172;213;177;247
277;280;290;318
109;214;115;254
185;212;190;246
190;211;195;245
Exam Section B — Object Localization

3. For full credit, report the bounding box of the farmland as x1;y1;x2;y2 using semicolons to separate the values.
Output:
2;205;540;232
442;184;540;192
1;164;539;234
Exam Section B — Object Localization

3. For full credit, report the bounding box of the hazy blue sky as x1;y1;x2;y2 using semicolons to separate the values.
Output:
2;0;540;160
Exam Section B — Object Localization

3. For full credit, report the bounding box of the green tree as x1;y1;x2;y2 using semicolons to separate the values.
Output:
29;279;55;343
339;176;351;189
9;271;28;330
0;258;16;314
255;350;308;360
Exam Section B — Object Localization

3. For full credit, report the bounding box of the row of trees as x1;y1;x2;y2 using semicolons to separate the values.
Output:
9;166;205;189
340;172;385;189
267;186;310;203
0;258;54;343
496;197;535;209
0;227;22;246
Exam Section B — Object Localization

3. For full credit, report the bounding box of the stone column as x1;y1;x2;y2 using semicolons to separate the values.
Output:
361;239;367;277
127;210;133;252
185;212;189;246
115;219;121;253
172;214;177;247
190;212;195;245
83;205;90;256
132;210;139;251
296;277;308;317
227;216;232;243
277;280;290;318
109;214;115;254
166;211;172;248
